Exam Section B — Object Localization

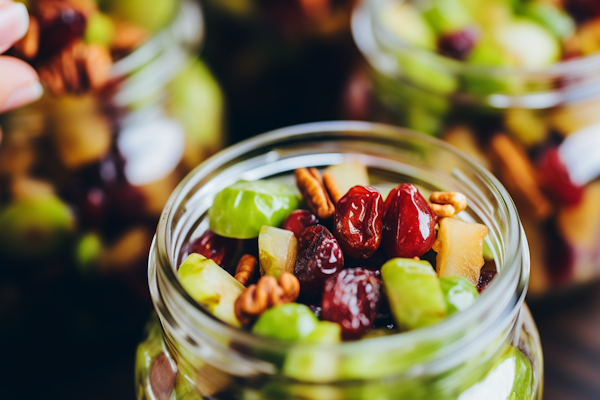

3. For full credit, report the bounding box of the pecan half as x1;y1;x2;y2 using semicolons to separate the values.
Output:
429;191;467;218
490;134;553;220
13;16;39;60
234;254;257;286
323;170;344;204
295;167;335;219
234;272;300;325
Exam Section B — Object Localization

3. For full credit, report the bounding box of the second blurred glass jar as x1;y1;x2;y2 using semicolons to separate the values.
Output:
350;0;600;297
0;1;224;388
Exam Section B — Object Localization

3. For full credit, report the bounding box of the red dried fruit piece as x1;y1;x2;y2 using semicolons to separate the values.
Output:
322;268;381;340
188;230;239;267
150;352;178;400
538;147;584;207
382;183;438;259
334;186;384;259
438;27;479;60
282;209;319;238
36;5;88;57
295;225;344;293
477;271;497;293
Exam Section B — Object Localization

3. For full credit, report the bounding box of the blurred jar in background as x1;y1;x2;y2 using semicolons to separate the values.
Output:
347;0;600;297
201;0;359;141
0;0;223;391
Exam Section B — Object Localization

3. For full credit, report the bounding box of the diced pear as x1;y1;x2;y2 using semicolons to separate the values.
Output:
258;226;298;278
381;258;447;330
178;253;246;327
324;162;369;197
433;218;488;285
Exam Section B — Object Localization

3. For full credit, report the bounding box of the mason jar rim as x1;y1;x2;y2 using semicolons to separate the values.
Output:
151;121;527;368
358;0;600;77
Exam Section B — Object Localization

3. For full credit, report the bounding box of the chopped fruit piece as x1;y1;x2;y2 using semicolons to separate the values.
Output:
383;183;437;259
438;27;479;60
84;12;114;46
108;0;178;31
0;196;74;261
252;303;319;342
334;186;384;259
492;18;561;68
538;148;583;207
442;125;492;171
381;258;446;330
423;0;472;34
322;268;382;340
295;225;344;293
209;180;300;239
177;254;246;327
504;108;548;148
323;162;370;199
477;270;497;293
258;226;298;278
440;276;479;315
282;321;341;382
434;218;488;285
381;2;437;50
282;209;319;238
522;3;575;39
186;230;240;268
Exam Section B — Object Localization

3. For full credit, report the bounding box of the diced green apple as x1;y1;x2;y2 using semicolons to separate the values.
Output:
381;258;447;330
252;303;320;342
258;226;298;278
209;180;300;239
177;253;246;327
439;276;479;315
433;218;488;285
423;0;472;33
381;2;437;50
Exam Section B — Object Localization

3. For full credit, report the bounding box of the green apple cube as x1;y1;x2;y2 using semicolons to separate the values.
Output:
252;303;319;342
381;258;446;330
439;276;479;316
177;253;245;327
258;226;298;278
209;180;300;239
324;162;369;198
282;321;341;382
381;2;436;50
522;3;575;40
423;0;472;33
107;0;177;32
85;12;115;46
458;346;533;400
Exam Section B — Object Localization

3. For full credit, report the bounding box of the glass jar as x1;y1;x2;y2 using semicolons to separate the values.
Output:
136;121;542;399
0;1;224;390
350;0;600;296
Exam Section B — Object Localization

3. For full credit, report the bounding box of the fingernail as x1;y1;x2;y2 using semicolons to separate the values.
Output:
0;2;29;47
1;81;43;112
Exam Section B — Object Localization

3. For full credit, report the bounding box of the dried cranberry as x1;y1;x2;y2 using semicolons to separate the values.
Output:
477;271;497;293
150;352;178;400
295;225;344;293
334;186;384;259
382;183;437;259
322;268;381;340
282;209;319;238
566;0;600;22
187;230;239;268
538;147;584;207
438;28;479;60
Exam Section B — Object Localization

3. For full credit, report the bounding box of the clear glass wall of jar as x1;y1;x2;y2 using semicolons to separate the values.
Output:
136;121;543;400
0;1;224;393
350;0;600;297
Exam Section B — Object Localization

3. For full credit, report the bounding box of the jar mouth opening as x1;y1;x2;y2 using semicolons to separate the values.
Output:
355;0;600;77
153;121;526;357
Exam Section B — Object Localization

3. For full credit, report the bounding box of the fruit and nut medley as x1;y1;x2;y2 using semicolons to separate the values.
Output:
9;0;181;94
178;161;497;340
384;0;600;67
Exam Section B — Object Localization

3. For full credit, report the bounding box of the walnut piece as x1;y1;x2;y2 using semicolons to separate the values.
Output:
295;167;335;219
234;272;300;326
322;170;344;204
429;191;468;218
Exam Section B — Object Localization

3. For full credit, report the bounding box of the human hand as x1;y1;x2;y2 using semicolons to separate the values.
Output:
0;0;42;113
